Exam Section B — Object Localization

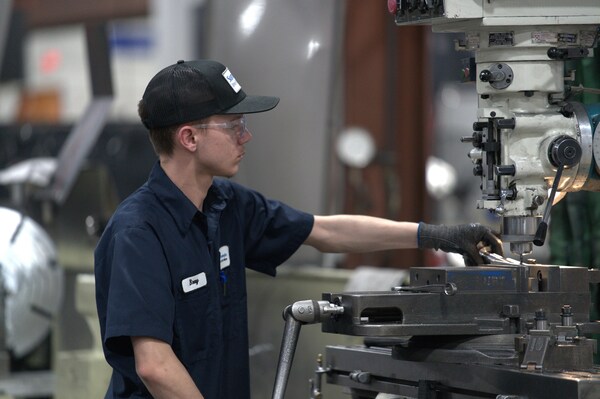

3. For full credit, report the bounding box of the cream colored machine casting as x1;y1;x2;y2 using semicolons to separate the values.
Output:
388;0;600;259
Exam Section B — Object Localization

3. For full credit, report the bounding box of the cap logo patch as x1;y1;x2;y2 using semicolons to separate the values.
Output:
222;68;242;93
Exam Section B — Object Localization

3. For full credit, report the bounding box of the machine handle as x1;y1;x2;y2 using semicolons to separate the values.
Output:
533;222;549;247
533;163;563;246
534;136;581;246
272;308;302;399
272;301;344;399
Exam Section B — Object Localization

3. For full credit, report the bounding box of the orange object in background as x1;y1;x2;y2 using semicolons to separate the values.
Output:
17;89;60;123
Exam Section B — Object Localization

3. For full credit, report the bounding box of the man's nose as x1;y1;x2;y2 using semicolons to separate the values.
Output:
240;129;252;144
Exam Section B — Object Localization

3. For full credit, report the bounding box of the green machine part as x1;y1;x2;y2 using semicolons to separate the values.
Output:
550;51;600;362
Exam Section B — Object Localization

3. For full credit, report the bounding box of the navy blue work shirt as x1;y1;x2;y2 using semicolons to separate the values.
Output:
94;161;314;399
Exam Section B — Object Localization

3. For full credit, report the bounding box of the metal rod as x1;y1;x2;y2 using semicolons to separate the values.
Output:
533;164;564;246
272;309;302;399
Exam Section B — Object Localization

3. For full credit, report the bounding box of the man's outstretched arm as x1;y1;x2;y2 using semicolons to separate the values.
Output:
304;215;503;265
304;215;418;253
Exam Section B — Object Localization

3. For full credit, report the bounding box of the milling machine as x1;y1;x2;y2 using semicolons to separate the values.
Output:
272;2;600;398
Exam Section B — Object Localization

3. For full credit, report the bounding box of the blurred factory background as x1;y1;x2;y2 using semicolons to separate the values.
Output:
0;0;518;398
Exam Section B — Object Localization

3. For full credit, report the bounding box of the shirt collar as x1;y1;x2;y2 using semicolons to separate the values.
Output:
147;161;228;234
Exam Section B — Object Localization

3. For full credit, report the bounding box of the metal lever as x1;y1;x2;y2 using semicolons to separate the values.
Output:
533;164;563;246
534;136;582;246
271;308;302;399
271;300;344;399
547;46;589;60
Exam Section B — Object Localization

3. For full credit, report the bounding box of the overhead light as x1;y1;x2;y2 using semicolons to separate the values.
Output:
239;0;266;38
307;40;321;59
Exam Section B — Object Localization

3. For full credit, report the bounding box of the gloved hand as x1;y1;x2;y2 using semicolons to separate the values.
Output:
417;222;503;266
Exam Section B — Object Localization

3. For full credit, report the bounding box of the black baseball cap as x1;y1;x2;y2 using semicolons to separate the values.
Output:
140;59;280;129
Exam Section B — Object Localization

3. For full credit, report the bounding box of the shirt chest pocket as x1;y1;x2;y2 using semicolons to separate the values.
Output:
219;264;247;341
173;276;216;364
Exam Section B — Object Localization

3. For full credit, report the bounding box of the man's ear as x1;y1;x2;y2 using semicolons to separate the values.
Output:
176;125;198;152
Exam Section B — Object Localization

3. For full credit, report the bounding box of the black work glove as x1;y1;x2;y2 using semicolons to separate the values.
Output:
418;222;503;266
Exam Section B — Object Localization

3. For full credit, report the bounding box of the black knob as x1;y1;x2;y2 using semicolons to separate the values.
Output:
550;136;582;167
548;47;562;59
496;118;516;130
480;69;492;82
560;103;575;117
496;165;516;176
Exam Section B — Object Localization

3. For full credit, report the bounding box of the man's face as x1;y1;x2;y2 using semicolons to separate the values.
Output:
192;114;252;178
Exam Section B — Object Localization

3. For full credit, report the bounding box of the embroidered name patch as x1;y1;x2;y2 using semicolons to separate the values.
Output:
182;272;207;293
219;246;231;270
222;68;241;93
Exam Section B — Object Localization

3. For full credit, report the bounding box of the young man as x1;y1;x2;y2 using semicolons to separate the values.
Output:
94;59;503;399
